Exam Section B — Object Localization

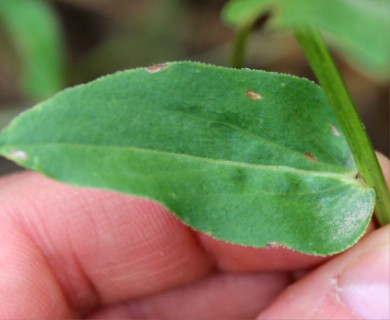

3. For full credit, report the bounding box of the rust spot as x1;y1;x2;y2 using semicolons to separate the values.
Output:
146;63;168;73
246;90;263;100
305;153;317;163
330;124;341;137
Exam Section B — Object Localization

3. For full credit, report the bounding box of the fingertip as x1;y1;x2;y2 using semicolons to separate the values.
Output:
0;213;74;319
256;225;390;319
338;243;389;319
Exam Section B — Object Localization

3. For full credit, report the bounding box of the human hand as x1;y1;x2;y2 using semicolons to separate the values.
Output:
0;154;389;319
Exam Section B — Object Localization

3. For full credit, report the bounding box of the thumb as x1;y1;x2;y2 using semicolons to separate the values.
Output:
256;225;389;319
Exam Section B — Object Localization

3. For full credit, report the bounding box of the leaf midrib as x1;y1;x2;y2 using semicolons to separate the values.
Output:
1;142;360;183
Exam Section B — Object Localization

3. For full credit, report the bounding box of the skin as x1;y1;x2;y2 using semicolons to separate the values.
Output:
0;154;389;319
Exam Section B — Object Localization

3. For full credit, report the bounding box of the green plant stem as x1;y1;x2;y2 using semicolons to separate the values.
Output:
231;23;252;68
295;26;390;226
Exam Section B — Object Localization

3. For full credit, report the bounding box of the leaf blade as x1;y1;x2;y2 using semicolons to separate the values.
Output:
0;62;375;255
0;0;65;99
223;0;390;78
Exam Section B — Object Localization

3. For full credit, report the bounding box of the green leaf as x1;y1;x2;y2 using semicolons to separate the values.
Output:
223;0;390;78
223;0;275;27
0;62;375;255
0;0;65;100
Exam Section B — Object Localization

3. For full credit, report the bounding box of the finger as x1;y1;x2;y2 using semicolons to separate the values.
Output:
88;272;290;320
2;154;388;318
0;212;74;319
0;172;212;316
0;170;326;315
256;225;390;319
0;171;315;319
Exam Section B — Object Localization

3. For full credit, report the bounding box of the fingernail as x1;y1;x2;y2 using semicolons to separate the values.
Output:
338;245;390;320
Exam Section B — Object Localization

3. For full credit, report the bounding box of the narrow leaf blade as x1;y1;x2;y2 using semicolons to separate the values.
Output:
223;0;390;78
222;0;275;27
0;0;65;99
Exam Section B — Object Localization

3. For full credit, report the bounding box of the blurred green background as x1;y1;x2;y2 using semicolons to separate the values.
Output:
0;0;388;175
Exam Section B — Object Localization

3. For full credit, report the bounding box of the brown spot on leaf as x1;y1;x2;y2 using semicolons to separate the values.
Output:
330;124;341;137
246;90;263;100
146;63;168;73
305;153;317;163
